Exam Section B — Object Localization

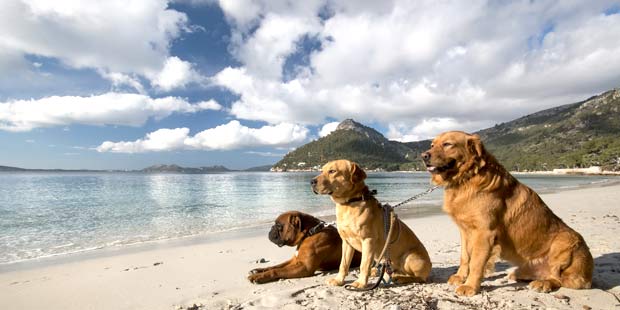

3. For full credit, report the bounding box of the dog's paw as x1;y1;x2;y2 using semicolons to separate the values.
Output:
349;280;367;289
248;268;263;275
370;267;379;277
528;280;558;293
455;284;478;297
447;274;465;285
326;278;344;286
247;273;262;284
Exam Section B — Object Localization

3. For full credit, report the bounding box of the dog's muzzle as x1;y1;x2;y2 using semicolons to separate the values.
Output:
422;151;458;173
425;158;456;173
268;224;285;247
310;178;319;194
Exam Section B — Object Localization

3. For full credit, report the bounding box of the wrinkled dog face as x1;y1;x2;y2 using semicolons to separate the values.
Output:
268;212;301;247
421;131;484;183
311;160;366;199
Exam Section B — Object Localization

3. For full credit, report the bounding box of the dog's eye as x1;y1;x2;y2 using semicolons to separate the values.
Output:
442;142;452;147
328;169;336;174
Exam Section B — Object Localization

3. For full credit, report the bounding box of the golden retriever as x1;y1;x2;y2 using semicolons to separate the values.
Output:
311;159;431;289
422;131;593;296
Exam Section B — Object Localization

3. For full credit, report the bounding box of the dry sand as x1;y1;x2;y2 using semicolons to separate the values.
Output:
1;183;619;310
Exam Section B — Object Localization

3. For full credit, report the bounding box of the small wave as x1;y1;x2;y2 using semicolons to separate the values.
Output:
51;243;75;249
0;245;105;265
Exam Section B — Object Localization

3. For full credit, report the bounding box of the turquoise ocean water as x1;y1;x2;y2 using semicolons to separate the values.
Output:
0;172;614;264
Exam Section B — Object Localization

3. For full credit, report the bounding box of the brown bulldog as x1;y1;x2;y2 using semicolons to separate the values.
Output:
248;211;360;284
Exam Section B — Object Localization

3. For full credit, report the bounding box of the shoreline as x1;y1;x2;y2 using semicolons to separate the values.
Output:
2;175;619;271
0;202;446;273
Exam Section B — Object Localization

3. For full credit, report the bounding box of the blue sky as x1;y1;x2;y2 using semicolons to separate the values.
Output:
1;0;619;170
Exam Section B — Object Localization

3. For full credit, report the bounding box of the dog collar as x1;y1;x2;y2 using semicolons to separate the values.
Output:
344;189;377;204
306;221;328;236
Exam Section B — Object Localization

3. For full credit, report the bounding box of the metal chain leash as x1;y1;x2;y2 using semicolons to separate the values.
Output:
391;185;441;209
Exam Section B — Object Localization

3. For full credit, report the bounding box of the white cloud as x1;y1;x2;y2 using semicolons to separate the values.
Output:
196;99;222;110
96;120;309;153
386;118;493;142
236;13;321;79
152;57;204;91
101;72;146;94
319;121;339;137
0;93;221;132
0;0;204;91
186;121;309;150
217;0;262;28
212;0;620;139
245;151;286;157
97;128;190;153
220;0;324;79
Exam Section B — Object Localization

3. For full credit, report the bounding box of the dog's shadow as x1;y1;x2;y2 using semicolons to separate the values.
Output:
431;255;620;292
430;262;513;283
430;262;532;293
593;252;620;290
429;265;458;283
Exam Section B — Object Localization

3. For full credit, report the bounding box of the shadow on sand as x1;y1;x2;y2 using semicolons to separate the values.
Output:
593;252;620;291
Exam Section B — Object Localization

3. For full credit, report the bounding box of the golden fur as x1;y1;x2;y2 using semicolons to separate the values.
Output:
422;131;593;296
312;160;431;289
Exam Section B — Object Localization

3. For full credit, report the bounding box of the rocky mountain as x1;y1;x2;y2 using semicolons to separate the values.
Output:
272;88;620;172
272;119;427;171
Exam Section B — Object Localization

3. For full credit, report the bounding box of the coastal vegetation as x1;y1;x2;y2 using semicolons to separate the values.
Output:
273;89;620;172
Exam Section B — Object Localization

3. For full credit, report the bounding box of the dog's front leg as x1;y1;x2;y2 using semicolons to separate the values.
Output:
248;259;314;284
448;226;470;285
327;240;355;286
456;230;495;296
249;258;292;275
348;238;376;289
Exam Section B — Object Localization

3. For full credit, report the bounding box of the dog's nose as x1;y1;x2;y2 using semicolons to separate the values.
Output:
421;152;431;161
310;178;317;186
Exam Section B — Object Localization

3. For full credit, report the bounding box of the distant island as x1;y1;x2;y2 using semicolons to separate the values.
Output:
0;164;272;173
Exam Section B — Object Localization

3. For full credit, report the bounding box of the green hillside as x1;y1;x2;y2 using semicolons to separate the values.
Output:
480;89;620;171
273;88;620;172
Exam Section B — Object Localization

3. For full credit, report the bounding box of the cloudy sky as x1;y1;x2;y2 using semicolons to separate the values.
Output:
1;0;619;169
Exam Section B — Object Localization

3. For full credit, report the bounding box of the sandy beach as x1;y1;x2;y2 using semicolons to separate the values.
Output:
1;183;619;310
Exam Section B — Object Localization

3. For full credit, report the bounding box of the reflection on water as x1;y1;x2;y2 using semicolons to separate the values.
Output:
0;171;613;264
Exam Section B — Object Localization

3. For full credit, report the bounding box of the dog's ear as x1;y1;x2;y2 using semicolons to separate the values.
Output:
467;134;486;168
289;213;301;231
350;162;367;183
467;134;484;156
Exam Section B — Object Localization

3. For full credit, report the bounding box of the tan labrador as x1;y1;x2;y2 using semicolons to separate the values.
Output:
422;131;593;296
311;159;431;289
